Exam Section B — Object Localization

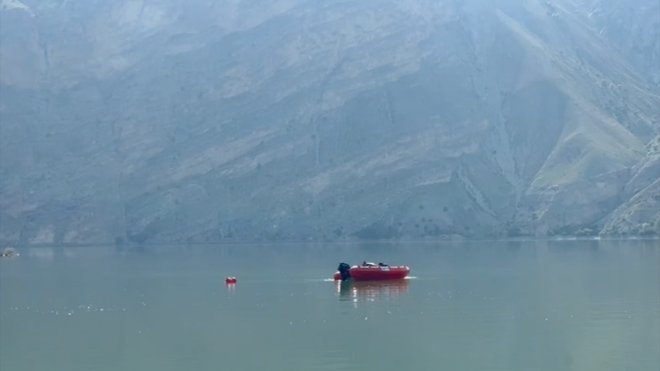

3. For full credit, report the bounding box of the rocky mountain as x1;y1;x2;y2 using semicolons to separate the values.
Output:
1;0;658;245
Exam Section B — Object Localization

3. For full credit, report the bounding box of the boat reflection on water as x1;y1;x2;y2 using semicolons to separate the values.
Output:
336;279;409;302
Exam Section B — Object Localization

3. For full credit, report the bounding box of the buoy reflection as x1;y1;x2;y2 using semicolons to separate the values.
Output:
336;280;409;302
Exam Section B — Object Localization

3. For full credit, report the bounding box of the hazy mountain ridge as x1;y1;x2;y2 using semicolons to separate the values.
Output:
1;0;658;245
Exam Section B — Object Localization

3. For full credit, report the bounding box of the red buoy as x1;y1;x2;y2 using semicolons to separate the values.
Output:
225;276;237;284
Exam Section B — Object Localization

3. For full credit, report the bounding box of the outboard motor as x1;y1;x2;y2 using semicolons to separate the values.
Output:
337;262;351;281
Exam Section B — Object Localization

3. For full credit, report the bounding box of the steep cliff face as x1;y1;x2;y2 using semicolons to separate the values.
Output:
1;0;658;245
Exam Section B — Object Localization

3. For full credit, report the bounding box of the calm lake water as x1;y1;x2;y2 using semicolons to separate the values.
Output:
1;240;658;371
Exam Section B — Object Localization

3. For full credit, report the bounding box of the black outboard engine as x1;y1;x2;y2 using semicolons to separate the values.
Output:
337;262;351;281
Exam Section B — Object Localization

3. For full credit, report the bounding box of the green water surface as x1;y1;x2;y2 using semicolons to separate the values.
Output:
1;240;658;371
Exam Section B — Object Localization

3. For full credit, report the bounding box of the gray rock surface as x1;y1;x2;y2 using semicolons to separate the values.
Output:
1;0;658;245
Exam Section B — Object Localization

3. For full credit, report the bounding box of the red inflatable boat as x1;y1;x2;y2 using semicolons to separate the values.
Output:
334;263;410;281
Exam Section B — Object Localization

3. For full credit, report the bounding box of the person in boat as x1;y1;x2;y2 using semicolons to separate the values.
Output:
378;262;389;267
337;262;352;281
362;261;377;267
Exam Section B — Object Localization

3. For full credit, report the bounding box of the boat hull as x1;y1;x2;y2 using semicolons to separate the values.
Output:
333;265;410;281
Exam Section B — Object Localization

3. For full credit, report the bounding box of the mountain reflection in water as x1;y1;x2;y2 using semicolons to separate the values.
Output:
336;279;409;302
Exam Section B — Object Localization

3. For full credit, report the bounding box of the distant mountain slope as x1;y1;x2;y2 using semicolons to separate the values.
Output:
1;0;658;245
